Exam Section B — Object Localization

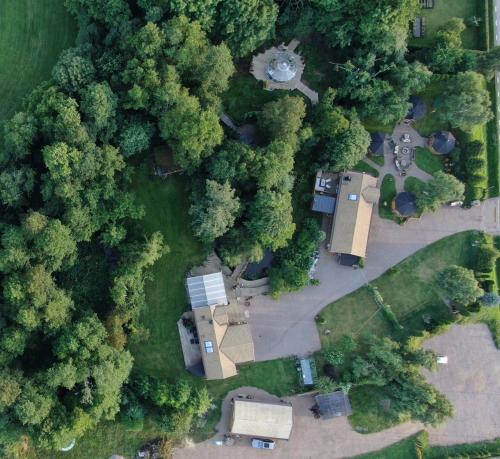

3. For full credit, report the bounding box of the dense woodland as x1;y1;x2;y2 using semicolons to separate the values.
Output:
0;0;499;454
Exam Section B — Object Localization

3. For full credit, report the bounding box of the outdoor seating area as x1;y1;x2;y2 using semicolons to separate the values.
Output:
394;142;415;176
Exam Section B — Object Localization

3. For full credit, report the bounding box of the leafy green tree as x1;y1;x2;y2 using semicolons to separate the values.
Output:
0;167;35;208
34;219;77;271
254;141;295;190
416;172;465;213
119;121;154;157
318;109;370;171
316;375;337;394
246;189;295;250
65;0;131;27
478;46;500;74
208;140;256;184
1;111;38;162
80;82;117;140
189;180;240;244
52;47;96;94
258;95;306;145
428;18;466;73
438;265;484;306
269;219;325;297
13;383;54;426
440;71;492;132
158;91;223;171
216;0;278;57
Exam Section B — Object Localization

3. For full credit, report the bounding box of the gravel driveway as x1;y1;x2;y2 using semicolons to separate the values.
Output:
249;198;500;361
174;324;500;458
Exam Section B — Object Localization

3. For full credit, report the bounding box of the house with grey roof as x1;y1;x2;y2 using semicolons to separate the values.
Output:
315;391;352;419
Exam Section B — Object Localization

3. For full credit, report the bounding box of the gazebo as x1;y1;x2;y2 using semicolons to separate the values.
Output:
369;132;393;156
250;40;318;104
428;131;456;155
407;96;427;121
395;192;418;217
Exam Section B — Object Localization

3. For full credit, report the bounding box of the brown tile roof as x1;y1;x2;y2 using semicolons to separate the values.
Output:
329;171;378;258
193;304;255;380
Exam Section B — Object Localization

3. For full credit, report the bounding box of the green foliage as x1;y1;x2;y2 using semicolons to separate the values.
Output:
216;0;278;57
52;46;95;94
428;18;466;73
324;349;344;367
345;336;453;427
64;0;131;27
440;71;493;132
438;265;484;306
269;219;325;297
415;172;465;213
316;375;337;394
189;180;240;244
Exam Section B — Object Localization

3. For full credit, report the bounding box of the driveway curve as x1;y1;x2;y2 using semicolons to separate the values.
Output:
249;198;500;361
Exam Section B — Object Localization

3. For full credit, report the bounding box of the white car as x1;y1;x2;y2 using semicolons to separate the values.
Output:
437;355;448;364
251;438;276;450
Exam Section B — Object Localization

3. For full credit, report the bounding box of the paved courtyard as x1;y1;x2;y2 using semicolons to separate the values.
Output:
249;198;500;361
175;324;500;458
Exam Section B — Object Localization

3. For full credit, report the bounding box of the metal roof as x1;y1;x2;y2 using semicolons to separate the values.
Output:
395;191;418;217
300;358;315;386
315;391;352;419
429;131;456;155
187;272;228;309
230;400;293;439
267;52;298;82
312;194;336;214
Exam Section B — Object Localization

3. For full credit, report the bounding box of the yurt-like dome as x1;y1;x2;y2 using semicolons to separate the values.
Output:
267;52;298;82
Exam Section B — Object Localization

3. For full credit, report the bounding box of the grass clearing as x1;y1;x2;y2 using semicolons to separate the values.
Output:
353;160;380;177
414;147;442;175
408;0;485;50
0;0;76;123
368;154;385;167
221;72;283;124
486;79;500;197
378;174;397;220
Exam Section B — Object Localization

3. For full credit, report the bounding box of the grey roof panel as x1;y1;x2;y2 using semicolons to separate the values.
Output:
187;272;228;309
312;195;336;214
315;391;353;419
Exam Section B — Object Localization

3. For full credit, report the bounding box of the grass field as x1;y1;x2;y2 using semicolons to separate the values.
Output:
353;160;380;177
378;174;397;220
356;433;500;459
415;147;443;175
408;0;485;50
0;0;76;123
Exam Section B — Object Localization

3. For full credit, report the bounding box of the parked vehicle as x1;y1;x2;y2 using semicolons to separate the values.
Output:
251;438;276;450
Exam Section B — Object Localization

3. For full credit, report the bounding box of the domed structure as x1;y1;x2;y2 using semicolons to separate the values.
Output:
428;130;456;155
267;52;297;82
395;192;418;217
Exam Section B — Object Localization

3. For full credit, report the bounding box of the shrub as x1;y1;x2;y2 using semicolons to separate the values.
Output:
324;348;344;366
316;375;337;394
476;244;499;273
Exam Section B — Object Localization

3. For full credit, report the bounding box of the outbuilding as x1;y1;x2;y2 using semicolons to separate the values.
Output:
394;192;419;217
407;96;427;121
229;399;293;440
428;130;456;155
315;391;352;419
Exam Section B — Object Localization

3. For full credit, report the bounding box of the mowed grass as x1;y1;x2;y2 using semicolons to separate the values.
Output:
0;0;76;122
317;231;478;348
408;0;484;50
415;147;443;175
378;174;397;220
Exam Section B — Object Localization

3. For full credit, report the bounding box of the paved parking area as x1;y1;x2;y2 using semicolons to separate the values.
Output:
249;199;500;362
174;324;500;458
423;324;500;445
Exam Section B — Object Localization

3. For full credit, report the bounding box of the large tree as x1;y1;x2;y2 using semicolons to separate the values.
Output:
416;172;465;213
189;180;240;244
428;18;466;73
440;71;493;132
438;265;484;306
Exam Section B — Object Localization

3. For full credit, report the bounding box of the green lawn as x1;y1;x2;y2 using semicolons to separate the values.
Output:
415;147;443;175
0;0;76;123
357;434;500;459
404;176;425;195
378;174;397;220
486;79;500;197
408;0;486;50
317;231;479;349
221;72;284;124
353;160;380;177
53;168;300;459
